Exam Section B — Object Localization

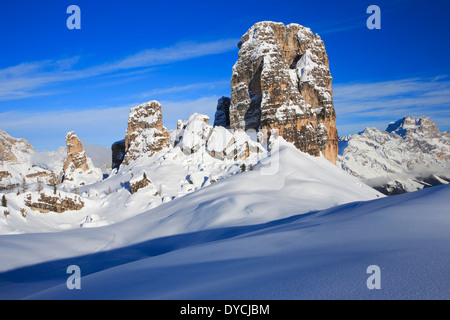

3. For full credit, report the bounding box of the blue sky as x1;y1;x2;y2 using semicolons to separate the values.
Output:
0;0;449;151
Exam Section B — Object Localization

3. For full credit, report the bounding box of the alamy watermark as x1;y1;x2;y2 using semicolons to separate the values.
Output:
367;5;381;30
67;5;81;30
66;264;81;290
366;265;381;290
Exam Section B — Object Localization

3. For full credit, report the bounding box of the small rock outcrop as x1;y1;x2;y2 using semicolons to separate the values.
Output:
228;21;338;164
25;192;84;213
122;101;170;166
129;171;154;194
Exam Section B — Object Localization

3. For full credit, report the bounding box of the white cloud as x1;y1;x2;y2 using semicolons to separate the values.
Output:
0;105;132;151
98;39;238;72
0;39;238;101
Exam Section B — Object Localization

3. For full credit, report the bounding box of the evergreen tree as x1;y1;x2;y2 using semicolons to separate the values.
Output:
1;194;7;207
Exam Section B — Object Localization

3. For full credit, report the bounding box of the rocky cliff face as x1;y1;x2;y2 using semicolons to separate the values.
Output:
122;101;170;166
227;21;338;164
338;116;450;195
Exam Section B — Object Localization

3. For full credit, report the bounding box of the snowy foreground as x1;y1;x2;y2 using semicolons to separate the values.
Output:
0;142;449;299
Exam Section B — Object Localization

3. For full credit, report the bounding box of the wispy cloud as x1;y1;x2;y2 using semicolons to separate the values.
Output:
0;39;238;101
96;39;238;73
137;80;229;99
333;76;450;134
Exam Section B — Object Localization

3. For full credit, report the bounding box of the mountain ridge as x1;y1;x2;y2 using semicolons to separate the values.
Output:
338;116;450;195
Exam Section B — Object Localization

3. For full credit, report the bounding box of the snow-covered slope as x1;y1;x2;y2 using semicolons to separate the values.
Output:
338;116;450;195
0;136;382;235
1;112;382;235
0;182;448;299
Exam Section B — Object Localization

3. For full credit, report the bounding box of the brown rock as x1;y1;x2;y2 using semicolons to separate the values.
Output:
229;21;338;164
122;101;170;165
25;193;84;213
63;131;89;173
129;172;153;194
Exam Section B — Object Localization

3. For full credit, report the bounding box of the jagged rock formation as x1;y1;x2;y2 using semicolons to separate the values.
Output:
338;116;450;195
173;113;264;161
213;97;231;128
122;101;170;166
228;21;338;164
111;139;125;169
63;132;89;173
61;131;102;186
117;101;264;168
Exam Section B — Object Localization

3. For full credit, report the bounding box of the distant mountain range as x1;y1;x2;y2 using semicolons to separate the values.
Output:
338;116;450;195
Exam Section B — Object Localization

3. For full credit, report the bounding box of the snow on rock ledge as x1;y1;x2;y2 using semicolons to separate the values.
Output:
122;101;170;166
173;113;264;161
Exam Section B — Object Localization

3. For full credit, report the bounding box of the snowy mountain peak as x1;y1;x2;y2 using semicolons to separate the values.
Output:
386;116;441;139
